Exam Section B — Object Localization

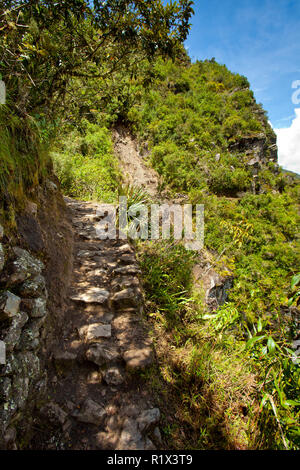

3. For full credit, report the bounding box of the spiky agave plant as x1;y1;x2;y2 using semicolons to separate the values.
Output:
117;183;151;239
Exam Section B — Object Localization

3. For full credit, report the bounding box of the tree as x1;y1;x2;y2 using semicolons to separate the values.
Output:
0;0;194;116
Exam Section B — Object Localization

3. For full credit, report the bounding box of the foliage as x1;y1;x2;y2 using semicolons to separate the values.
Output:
0;102;50;209
0;0;194;117
288;273;300;307
127;57;300;449
125;58;270;195
52;121;120;202
139;241;255;449
246;320;300;449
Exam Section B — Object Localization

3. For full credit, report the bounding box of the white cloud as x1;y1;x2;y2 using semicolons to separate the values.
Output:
274;109;300;174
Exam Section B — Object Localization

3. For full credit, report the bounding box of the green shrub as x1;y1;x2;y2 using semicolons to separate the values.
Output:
52;122;121;202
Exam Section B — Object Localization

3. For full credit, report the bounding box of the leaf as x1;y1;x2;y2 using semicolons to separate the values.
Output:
246;335;266;349
291;273;300;289
257;318;263;332
283;400;300;407
267;336;276;355
260;393;270;409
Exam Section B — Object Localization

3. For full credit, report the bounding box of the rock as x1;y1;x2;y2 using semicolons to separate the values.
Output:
18;317;46;350
86;343;120;366
105;261;118;269
26;201;38;217
0;291;21;320
9;247;44;285
0;377;12;401
70;287;109;304
11;375;29;409
292;339;300;350
65;401;76;412
0;341;5;365
118;254;136;264
123;347;153;370
0;243;4;272
111;288;138;308
116;244;133;254
104;366;125;385
41;402;68;426
144;437;156;450
193;263;233;311
111;276;139;292
153;426;163;444
113;266;141;276
73;398;106;426
79;323;111;341
3;312;29;351
77;250;99;259
86;268;107;278
137;408;160;432
21;297;47;318
121;404;140;418
19;274;47;298
46;180;58;192
117;418;144;450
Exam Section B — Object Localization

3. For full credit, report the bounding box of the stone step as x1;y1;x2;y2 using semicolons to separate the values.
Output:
70;288;110;304
113;265;141;276
111;288;140;308
85;342;121;366
79;323;112;342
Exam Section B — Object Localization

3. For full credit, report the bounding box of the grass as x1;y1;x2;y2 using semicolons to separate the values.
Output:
137;239;300;449
0;104;51;231
138;241;256;449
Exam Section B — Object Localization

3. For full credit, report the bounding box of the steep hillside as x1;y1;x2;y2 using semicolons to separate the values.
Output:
0;1;299;451
51;57;300;450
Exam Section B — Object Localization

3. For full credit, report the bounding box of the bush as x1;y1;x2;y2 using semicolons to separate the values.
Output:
52;122;121;202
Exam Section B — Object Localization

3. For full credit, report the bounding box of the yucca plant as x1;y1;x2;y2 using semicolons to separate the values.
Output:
117;183;151;239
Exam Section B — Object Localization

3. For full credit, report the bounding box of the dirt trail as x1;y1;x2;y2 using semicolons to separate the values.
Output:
35;198;161;450
113;126;161;198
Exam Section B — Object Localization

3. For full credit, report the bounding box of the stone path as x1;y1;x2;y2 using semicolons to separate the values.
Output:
40;198;161;450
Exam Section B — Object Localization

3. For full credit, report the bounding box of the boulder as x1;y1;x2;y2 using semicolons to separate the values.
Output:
117;418;144;450
115;244;133;254
18;317;46;350
86;343;120;366
8;247;44;285
123;346;153;370
79;323;111;342
111;288;138;308
0;292;21;320
111;276;139;292
2;312;29;351
73;398;106;426
113;266;141;276
19;274;47;298
21;297;47;318
137;408;160;432
41;402;68;426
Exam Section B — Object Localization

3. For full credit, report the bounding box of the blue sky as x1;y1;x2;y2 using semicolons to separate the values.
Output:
185;0;300;172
